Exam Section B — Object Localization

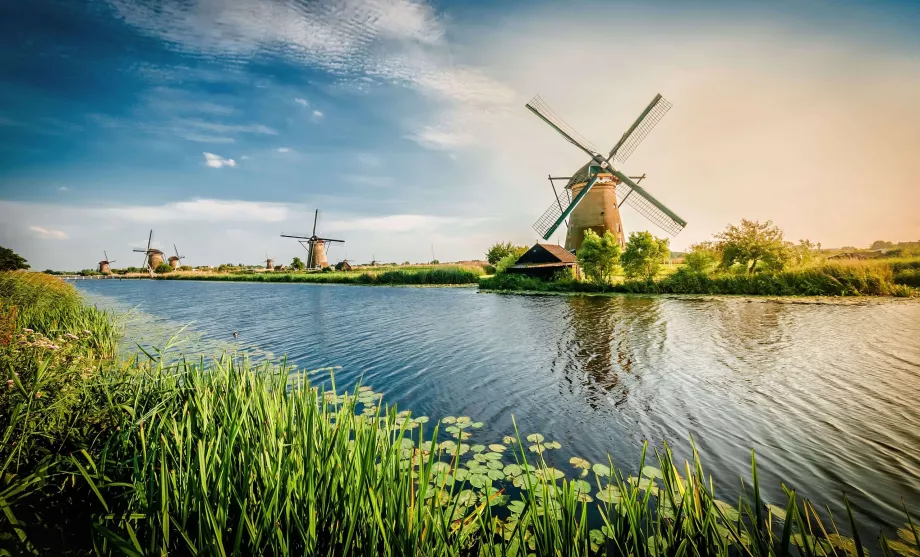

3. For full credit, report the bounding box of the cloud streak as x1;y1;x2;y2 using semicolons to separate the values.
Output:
203;152;237;168
29;226;68;240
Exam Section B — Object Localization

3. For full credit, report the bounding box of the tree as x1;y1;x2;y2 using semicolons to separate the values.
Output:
486;242;528;265
154;263;172;274
870;240;895;250
790;239;822;267
495;253;519;274
577;229;621;284
0;246;29;271
715;219;788;274
290;257;305;271
684;242;720;273
621;231;670;281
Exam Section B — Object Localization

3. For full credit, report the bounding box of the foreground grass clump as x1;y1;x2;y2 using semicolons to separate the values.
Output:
2;355;919;555
160;265;484;285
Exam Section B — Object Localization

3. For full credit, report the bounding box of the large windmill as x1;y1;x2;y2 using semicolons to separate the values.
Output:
527;93;686;252
97;251;116;275
281;210;344;269
133;230;164;275
168;244;186;270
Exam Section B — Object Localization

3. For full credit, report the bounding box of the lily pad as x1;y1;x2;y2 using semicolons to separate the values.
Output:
592;463;611;477
442;416;456;424
767;504;787;521
570;457;591;470
508;500;526;515
504;464;523;477
487;469;505;481
471;444;486;453
502;435;517;444
641;466;663;479
454;489;477;507
596;486;621;504
486;459;504;470
526;433;544;443
715;499;741;523
489;444;507;452
571;479;592;494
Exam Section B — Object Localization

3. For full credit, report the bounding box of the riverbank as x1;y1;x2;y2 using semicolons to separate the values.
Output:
2;271;918;555
480;259;920;297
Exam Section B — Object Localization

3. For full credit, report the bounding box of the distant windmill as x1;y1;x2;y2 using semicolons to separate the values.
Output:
281;210;344;269
526;93;686;251
133;230;164;275
168;244;186;270
261;253;275;271
97;251;116;275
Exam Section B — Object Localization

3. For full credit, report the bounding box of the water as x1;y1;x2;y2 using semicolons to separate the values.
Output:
74;279;920;536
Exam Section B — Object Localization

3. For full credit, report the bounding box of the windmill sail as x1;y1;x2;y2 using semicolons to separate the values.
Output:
610;170;686;236
608;94;672;164
526;96;601;159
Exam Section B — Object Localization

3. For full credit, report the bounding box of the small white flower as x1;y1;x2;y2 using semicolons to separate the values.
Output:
22;328;33;334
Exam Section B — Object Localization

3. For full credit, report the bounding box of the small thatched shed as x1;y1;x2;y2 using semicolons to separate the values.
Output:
507;243;579;280
335;259;352;272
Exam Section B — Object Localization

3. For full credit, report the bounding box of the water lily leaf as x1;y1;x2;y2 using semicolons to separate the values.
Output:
487;469;505;481
413;416;429;424
474;453;489;463
529;444;545;454
358;385;372;392
508;500;526;516
502;435;517;444
457;443;470;455
452;431;471;440
596;486;621;504
420;441;434;452
504;464;523;477
715;500;741;523
483;452;502;461
571;479;591;494
827;534;857;555
439;440;456;452
546;441;561;449
592;463;611;477
526;433;544;443
456;416;471;425
442;416;456;424
430;461;451;474
455;490;477;507
489;444;506;452
466;460;484;470
570;457;590;470
471;422;484;429
535;467;564;481
590;528;606;546
512;476;529;489
453;468;470;481
471;444;486;453
399;438;415;450
641;466;663;479
446;426;460;434
767;504;787;521
469;474;490;488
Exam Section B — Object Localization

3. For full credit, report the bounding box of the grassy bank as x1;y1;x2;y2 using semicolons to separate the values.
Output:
2;272;919;555
481;259;920;297
153;265;485;286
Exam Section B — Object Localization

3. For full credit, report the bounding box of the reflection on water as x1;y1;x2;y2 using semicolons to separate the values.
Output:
76;281;920;537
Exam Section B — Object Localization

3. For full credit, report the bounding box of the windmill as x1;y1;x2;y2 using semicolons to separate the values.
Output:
97;251;116;275
261;253;275;271
526;93;686;252
168;244;186;270
281;210;344;269
133;230;164;275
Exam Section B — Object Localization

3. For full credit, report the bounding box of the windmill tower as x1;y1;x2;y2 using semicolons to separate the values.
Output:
527;94;686;252
133;230;164;275
97;251;116;275
281;210;345;269
261;254;275;270
168;244;186;270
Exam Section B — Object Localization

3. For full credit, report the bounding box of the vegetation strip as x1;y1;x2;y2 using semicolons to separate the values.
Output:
1;271;918;555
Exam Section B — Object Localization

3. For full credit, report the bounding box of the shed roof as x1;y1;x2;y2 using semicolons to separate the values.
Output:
515;243;577;265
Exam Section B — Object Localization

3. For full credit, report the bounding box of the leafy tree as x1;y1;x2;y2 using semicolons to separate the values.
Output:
154;263;172;274
0;246;29;271
870;240;895;250
684;242;720;273
178;265;193;271
577;229;621;284
715;219;788;274
621;231;670;281
790;239;822;267
290;257;306;271
430;259;440;265
217;264;230;272
486;242;527;265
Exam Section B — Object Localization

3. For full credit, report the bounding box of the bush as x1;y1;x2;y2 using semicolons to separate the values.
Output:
154;263;172;274
486;241;528;265
895;268;920;288
494;253;519;274
178;265;193;271
684;242;720;273
578;229;620;284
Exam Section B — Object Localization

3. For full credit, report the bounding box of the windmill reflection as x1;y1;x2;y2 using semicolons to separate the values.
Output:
560;296;662;410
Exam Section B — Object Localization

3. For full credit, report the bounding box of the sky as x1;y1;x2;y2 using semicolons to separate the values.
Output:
1;0;919;270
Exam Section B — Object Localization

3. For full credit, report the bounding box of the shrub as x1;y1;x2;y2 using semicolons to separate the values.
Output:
622;231;670;281
684;242;720;273
154;263;172;274
494;253;519;274
578;229;621;284
486;241;528;265
895;268;920;288
178;265;193;271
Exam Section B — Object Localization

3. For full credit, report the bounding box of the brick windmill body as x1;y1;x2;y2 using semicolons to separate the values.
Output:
133;230;165;275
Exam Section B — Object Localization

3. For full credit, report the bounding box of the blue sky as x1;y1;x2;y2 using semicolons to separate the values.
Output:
1;0;919;269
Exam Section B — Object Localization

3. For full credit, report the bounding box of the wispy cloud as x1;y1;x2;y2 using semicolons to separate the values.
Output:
343;174;394;188
110;199;292;223
294;97;309;107
203;152;237;168
312;110;324;119
276;147;291;153
405;126;473;150
326;214;484;233
29;226;68;240
58;186;69;192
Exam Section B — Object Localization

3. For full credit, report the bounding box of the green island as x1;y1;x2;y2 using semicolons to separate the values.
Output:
2;270;918;555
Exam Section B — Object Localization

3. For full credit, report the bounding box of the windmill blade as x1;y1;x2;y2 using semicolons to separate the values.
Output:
312;209;319;237
104;250;109;262
609;169;686;236
316;237;345;243
532;174;602;240
526;95;603;160
607;94;672;164
174;244;180;258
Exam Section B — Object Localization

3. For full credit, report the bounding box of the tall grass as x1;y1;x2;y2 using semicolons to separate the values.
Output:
160;266;484;285
481;261;919;297
2;354;918;555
